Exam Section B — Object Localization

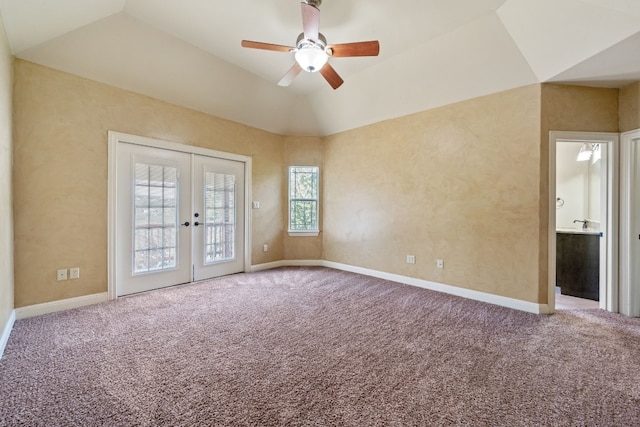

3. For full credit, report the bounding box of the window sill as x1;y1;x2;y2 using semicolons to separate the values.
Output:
288;231;320;237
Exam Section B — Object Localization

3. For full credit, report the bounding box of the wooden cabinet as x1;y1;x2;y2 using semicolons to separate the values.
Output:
556;231;599;301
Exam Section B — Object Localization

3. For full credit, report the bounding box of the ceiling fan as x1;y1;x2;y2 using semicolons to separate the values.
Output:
241;0;380;90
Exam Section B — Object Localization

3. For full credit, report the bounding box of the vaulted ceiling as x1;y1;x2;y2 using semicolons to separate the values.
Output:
1;0;640;136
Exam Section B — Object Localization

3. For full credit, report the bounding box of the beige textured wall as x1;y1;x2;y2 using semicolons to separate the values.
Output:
283;136;323;260
539;84;619;302
0;14;14;333
323;85;543;302
11;58;627;311
619;82;640;132
13;60;284;307
541;85;619;134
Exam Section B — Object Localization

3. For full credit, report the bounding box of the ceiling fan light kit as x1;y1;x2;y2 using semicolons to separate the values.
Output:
241;0;379;89
295;33;328;72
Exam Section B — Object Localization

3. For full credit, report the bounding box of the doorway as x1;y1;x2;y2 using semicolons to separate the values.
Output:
549;131;619;313
108;132;251;298
555;141;602;305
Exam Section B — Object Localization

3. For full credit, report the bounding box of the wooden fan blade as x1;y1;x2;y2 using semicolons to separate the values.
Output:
278;63;303;87
301;2;320;41
328;41;380;57
241;40;294;53
319;63;344;90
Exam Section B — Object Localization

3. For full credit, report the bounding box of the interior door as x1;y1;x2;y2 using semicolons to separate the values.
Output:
116;143;192;296
634;138;640;310
628;136;640;316
192;155;245;281
620;132;640;317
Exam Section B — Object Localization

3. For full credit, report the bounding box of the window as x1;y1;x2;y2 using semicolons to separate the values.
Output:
289;166;319;235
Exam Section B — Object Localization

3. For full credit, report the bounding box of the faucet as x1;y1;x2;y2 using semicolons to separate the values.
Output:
573;219;588;229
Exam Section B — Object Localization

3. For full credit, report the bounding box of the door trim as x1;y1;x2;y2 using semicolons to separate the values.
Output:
108;131;252;300
548;131;619;313
620;129;640;317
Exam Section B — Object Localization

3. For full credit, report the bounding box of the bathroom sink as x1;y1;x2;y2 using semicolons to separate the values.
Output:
556;227;600;235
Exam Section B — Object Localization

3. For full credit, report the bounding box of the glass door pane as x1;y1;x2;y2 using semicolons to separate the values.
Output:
204;172;236;264
133;163;179;273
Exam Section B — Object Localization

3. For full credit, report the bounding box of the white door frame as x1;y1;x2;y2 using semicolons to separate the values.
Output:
620;129;640;317
548;131;619;313
107;131;252;300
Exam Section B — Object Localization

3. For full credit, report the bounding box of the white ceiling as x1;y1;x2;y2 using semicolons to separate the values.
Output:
1;0;640;136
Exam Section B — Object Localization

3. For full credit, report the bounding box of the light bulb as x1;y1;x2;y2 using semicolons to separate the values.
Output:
576;143;593;162
295;45;328;73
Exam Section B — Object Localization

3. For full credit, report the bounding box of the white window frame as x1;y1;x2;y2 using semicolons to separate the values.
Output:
288;166;320;237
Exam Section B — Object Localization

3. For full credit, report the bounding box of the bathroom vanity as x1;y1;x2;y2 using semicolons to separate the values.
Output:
556;228;599;301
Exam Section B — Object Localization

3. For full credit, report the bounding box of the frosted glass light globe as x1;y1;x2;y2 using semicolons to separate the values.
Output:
295;45;328;72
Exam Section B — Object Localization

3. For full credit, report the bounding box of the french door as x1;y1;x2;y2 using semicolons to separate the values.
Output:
115;142;245;296
192;155;245;281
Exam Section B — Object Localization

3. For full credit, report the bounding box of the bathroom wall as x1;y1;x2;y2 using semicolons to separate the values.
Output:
0;11;14;347
556;143;589;228
12;60;285;307
588;151;601;224
556;142;601;229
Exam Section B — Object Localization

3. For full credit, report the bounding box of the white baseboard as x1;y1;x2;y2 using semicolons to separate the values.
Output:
324;261;548;314
13;262;546;322
0;310;16;359
15;292;109;320
251;260;287;272
251;259;323;272
252;259;548;315
538;304;553;315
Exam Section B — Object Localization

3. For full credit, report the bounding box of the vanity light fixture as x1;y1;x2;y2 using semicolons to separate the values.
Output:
576;143;593;162
591;143;601;164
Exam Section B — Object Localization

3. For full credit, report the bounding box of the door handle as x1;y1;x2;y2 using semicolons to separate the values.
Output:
194;221;201;227
180;221;190;227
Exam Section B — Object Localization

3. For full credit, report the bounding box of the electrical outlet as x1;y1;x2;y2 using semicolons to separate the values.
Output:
57;269;68;281
406;255;416;264
69;267;80;279
263;244;268;252
437;259;444;269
